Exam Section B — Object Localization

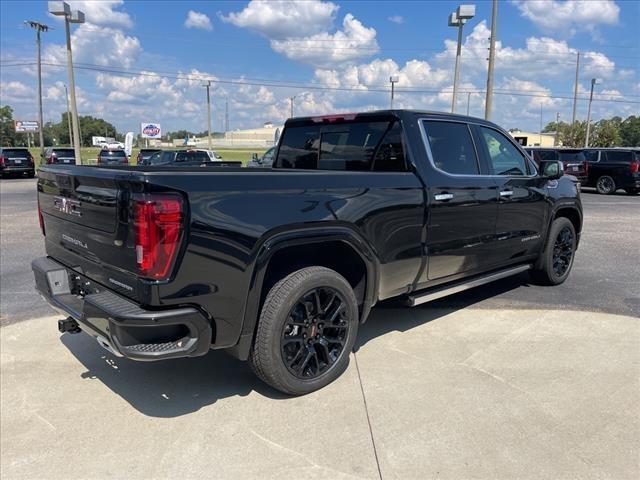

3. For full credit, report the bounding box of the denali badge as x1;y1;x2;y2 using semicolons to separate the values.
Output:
61;233;88;249
53;196;82;217
108;278;133;291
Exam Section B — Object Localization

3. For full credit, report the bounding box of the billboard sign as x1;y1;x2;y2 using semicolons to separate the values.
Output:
141;123;161;139
15;120;40;133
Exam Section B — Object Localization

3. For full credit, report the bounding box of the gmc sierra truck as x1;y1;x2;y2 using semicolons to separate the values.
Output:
32;110;582;395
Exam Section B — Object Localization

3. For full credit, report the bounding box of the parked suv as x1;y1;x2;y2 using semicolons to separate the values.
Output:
43;147;76;165
583;148;640;195
33;110;582;395
526;147;589;184
0;147;35;178
135;149;161;166
97;149;128;166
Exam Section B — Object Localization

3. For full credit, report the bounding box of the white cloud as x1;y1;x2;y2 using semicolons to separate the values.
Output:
0;81;35;99
271;13;378;66
44;23;141;69
185;11;213;31
512;0;619;36
221;0;338;39
388;15;404;24
61;1;133;28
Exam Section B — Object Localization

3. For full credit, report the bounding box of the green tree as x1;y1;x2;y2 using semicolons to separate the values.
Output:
0;105;17;147
591;118;621;147
558;121;587;147
619;116;640;147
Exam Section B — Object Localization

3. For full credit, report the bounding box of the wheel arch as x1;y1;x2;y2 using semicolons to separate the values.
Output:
228;226;379;360
545;203;583;251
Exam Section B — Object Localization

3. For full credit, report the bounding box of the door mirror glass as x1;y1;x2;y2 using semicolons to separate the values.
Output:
251;153;259;161
540;160;563;179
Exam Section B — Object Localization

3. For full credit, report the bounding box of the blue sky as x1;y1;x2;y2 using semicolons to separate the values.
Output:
1;0;638;134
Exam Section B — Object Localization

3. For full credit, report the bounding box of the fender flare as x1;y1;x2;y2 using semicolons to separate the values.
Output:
229;225;379;360
542;201;583;253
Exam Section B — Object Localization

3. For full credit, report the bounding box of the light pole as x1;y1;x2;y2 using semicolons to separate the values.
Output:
203;80;212;149
448;5;475;113
64;84;72;145
584;78;601;148
49;2;84;165
389;75;399;109
25;21;49;162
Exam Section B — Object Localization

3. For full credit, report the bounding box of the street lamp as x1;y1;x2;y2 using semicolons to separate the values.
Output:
584;78;601;148
389;75;399;109
49;1;84;165
448;4;475;113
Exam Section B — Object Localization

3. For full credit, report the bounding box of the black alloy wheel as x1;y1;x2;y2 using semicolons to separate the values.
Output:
281;287;350;379
596;175;616;195
552;226;574;278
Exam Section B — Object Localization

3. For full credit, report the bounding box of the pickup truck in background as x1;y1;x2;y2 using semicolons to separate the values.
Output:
32;110;582;395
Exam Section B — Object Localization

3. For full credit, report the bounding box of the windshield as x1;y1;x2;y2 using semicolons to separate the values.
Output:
175;151;210;162
99;150;126;158
53;149;75;157
2;149;30;158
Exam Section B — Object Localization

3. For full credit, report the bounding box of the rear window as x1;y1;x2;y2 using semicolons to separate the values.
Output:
175;151;210;162
537;150;558;161
558;151;586;163
584;150;600;162
99;150;126;158
2;149;30;158
276;119;407;172
53;149;74;157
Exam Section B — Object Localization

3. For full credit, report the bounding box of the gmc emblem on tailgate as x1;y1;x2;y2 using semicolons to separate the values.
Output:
53;196;82;217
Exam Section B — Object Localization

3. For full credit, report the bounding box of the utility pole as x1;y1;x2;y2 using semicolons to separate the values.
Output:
64;84;72;145
585;78;601;148
484;0;497;120
539;102;543;146
390;76;399;108
25;21;49;161
225;97;229;132
448;5;475;114
572;52;580;124
466;91;471;116
204;80;212;150
289;96;296;118
554;112;560;146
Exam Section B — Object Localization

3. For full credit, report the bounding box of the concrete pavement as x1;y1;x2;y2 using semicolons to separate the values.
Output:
2;307;638;479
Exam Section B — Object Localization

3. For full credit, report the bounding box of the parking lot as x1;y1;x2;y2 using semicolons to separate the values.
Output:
1;178;639;479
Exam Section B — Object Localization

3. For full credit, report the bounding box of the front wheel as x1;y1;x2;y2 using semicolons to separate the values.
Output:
530;217;577;286
249;267;358;395
596;175;617;195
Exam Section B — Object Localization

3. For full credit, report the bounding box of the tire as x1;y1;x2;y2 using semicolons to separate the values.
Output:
249;266;359;395
595;175;616;195
530;217;577;286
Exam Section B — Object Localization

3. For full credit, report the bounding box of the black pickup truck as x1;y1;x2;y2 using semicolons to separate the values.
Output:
32;110;582;395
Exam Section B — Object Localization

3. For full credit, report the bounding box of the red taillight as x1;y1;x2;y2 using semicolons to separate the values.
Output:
28;153;34;166
0;156;5;166
133;194;183;280
37;195;45;236
583;161;589;175
97;155;101;165
48;153;56;164
631;161;639;174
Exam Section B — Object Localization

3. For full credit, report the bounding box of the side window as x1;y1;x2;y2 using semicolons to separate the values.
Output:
161;151;174;163
479;127;528;176
604;150;632;162
372;121;407;172
423;121;479;175
538;149;558;161
583;150;599;163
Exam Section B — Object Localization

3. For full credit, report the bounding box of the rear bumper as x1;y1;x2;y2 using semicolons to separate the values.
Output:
32;256;212;361
1;165;34;173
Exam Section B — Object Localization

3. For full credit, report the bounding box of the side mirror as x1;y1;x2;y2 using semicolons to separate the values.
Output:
251;153;258;161
540;160;563;180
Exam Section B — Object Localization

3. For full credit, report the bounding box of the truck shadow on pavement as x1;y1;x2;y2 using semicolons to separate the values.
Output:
60;275;524;418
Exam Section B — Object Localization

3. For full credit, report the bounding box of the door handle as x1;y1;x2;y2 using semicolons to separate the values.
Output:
434;193;454;201
499;190;514;197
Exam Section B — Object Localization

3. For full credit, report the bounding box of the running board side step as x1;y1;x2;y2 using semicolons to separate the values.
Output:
406;264;532;307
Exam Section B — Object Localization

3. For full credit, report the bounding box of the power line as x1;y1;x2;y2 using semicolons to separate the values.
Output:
2;60;639;104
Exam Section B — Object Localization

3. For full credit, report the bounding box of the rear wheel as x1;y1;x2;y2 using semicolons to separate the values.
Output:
595;175;616;195
249;266;358;395
530;217;576;286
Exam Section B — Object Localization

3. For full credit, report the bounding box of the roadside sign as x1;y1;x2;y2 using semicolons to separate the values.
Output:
141;123;161;139
15;120;39;133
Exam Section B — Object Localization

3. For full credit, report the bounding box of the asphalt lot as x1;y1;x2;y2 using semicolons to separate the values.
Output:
1;177;639;479
2;178;639;324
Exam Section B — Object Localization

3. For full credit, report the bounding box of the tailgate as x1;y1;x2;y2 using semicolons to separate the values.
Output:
37;166;140;298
